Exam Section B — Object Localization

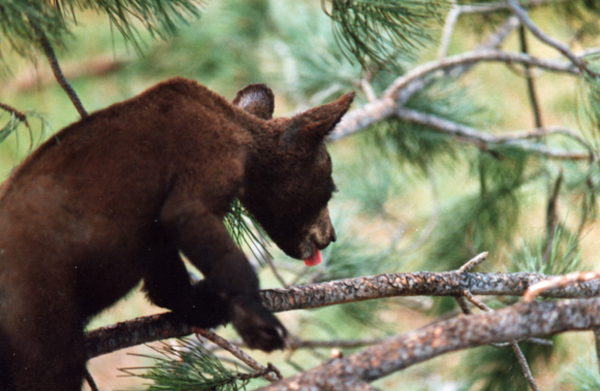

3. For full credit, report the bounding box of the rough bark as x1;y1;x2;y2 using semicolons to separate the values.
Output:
257;298;600;390
85;271;600;358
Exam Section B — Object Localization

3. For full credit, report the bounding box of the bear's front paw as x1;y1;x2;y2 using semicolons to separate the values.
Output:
174;281;230;329
229;295;287;352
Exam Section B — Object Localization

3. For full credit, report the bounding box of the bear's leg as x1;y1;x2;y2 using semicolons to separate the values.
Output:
143;241;229;328
6;292;86;391
160;198;287;351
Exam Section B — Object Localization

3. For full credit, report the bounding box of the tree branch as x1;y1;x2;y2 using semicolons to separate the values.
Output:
519;25;544;128
38;34;88;118
523;271;600;302
328;49;580;143
506;0;598;77
194;329;281;382
460;290;540;391
594;329;600;376
383;50;578;102
85;270;600;359
256;298;600;390
0;102;29;126
394;108;594;160
437;4;460;60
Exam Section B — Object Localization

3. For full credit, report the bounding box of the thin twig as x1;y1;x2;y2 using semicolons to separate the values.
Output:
459;292;552;349
523;271;600;302
594;329;600;376
458;252;489;273
438;0;559;61
542;172;563;262
519;25;544;128
438;4;460;60
506;0;597;77
38;35;88;118
395;107;594;161
445;1;564;16
194;328;281;382
493;126;594;154
461;290;489;311
383;49;579;98
398;17;520;108
509;340;540;391
455;295;472;314
460;290;540;391
383;49;579;101
231;337;386;351
360;77;377;103
0;102;29;127
265;255;289;288
84;368;100;391
238;363;283;382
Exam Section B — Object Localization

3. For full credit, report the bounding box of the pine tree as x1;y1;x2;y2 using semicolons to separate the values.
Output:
3;0;600;390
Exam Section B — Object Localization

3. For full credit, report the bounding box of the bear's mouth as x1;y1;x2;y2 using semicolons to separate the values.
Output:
304;247;322;266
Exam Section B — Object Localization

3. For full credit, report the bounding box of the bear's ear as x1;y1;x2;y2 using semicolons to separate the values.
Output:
232;84;275;120
282;91;355;149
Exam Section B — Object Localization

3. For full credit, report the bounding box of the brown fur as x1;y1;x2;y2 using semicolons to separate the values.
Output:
0;77;354;391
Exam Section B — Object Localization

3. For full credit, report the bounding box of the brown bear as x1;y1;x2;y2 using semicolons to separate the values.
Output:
0;77;354;391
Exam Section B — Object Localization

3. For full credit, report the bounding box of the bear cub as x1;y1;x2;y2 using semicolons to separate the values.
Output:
0;77;354;391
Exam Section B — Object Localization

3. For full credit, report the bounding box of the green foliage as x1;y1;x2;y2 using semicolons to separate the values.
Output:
224;199;270;266
582;74;600;151
554;0;600;41
266;0;361;102
135;0;270;94
510;226;585;275
336;146;409;217
4;0;600;389
0;108;48;162
0;111;26;146
369;117;457;173
0;0;204;60
323;0;449;68
423;163;525;271
122;339;249;391
0;1;67;58
562;162;600;226
565;355;600;391
314;206;391;280
460;341;553;391
368;81;484;173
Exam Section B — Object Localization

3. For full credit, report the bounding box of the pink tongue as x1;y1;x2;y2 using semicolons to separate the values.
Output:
304;249;322;267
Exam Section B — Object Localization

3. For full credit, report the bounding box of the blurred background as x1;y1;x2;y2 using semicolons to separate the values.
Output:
3;0;600;390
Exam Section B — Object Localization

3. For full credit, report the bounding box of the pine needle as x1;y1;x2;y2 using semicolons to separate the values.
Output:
121;339;249;391
324;0;449;69
224;199;271;266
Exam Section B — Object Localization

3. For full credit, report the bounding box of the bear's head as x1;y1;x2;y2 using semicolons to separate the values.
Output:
234;85;354;263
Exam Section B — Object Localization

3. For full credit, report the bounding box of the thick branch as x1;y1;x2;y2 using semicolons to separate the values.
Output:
257;298;600;390
85;271;600;358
